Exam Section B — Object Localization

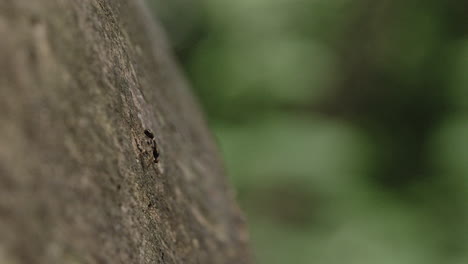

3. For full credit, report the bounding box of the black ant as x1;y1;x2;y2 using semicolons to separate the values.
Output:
144;129;159;163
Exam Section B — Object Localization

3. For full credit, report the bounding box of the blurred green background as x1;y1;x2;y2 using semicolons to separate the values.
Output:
148;0;468;263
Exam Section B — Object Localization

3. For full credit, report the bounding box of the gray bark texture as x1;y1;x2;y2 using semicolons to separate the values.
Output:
0;0;251;263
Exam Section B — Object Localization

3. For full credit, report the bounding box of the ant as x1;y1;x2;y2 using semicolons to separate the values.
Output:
144;129;160;163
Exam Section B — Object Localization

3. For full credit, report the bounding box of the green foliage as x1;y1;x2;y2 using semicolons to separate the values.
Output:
151;0;468;262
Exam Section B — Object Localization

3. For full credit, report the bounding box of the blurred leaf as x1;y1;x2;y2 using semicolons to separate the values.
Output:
447;40;468;109
428;115;468;188
215;114;372;195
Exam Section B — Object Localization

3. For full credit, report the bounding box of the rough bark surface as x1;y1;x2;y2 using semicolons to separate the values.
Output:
0;0;250;263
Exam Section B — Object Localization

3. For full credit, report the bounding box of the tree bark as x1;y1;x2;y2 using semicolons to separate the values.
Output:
0;0;250;263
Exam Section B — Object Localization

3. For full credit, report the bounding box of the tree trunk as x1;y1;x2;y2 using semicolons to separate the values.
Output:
0;0;250;263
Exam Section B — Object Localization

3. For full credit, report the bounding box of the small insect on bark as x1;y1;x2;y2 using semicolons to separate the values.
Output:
144;129;154;139
144;129;159;163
